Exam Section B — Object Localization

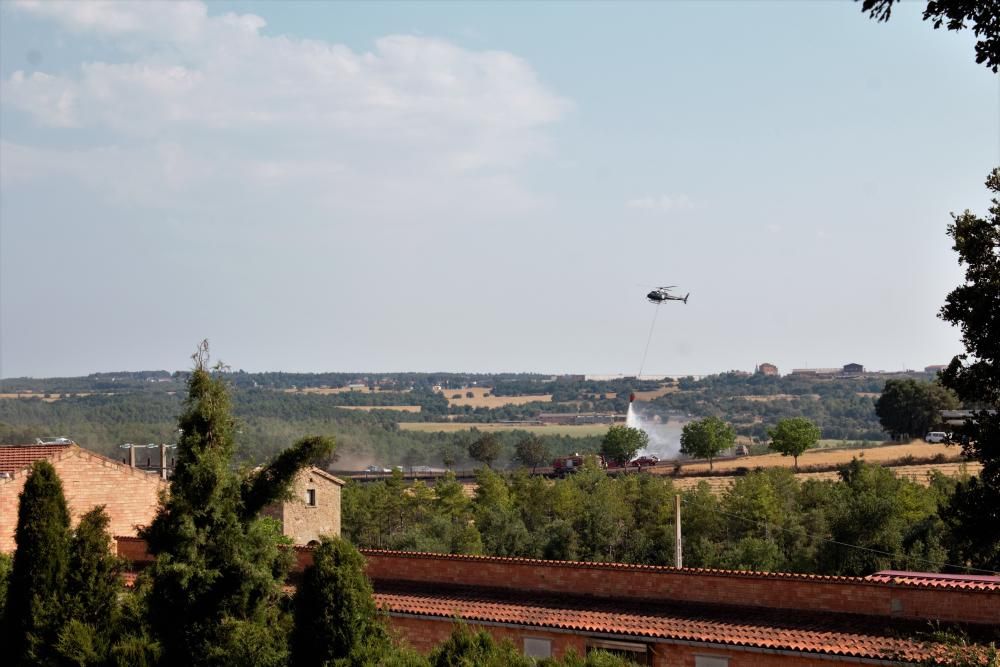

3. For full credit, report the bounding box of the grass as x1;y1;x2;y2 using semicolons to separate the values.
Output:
439;386;553;409
397;422;610;437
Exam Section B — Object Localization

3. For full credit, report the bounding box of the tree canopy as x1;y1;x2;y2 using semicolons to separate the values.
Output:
680;417;735;470
875;379;959;440
859;0;1000;72
938;169;1000;572
140;341;334;667
768;417;821;470
600;425;649;466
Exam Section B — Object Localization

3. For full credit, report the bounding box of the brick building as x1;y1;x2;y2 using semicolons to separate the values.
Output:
1;443;167;552
2;444;344;552
118;540;1000;666
755;363;779;376
354;551;999;665
262;467;344;545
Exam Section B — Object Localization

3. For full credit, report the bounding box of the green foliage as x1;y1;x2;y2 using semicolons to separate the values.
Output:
4;459;71;666
0;551;10;628
859;0;1000;72
769;417;821;469
680;417;735;470
938;168;1000;572
875;379;959;440
291;537;388;666
600;425;648;466
140;342;332;667
513;435;549;472
344;457;955;577
468;433;501;468
59;506;123;665
428;624;532;667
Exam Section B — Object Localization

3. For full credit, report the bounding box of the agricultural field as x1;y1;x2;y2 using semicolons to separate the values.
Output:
667;440;956;475
440;386;552;408
631;385;677;400
671;461;982;493
337;405;422;413
282;385;408;395
398;422;609;437
734;394;821;402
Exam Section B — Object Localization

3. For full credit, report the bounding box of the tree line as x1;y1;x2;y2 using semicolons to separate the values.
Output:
0;347;638;667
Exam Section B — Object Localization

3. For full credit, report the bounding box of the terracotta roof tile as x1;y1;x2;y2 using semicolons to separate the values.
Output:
866;570;1000;591
373;581;940;662
360;549;1000;593
0;444;72;474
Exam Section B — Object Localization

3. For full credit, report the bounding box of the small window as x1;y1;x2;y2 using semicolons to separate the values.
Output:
694;656;729;667
523;638;551;659
306;489;317;506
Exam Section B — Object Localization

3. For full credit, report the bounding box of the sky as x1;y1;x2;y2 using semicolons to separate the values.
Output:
1;1;997;379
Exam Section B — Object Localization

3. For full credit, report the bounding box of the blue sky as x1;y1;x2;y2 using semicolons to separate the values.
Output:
1;1;996;378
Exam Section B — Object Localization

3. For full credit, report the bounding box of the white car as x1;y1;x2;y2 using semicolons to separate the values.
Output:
925;432;949;443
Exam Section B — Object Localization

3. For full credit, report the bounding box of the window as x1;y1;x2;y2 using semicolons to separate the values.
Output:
694;655;729;667
306;488;317;506
523;638;551;658
587;639;649;665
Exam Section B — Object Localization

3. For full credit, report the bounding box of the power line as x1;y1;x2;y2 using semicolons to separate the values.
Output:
680;496;1000;576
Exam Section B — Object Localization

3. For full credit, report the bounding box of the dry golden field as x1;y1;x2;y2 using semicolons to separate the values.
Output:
398;422;609;437
668;441;955;475
441;386;553;409
0;392;92;402
734;394;821;402
336;405;422;413
670;461;981;493
283;386;410;395
631;385;678;400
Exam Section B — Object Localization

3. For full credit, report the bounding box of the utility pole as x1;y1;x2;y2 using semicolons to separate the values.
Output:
674;493;683;568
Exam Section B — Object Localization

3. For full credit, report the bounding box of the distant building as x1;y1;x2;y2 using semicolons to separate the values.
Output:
842;363;865;375
756;363;779;376
262;467;344;545
925;364;948;373
789;368;840;378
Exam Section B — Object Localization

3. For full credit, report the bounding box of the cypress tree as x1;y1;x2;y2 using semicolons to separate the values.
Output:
55;506;123;665
4;459;71;666
290;537;388;666
140;341;333;666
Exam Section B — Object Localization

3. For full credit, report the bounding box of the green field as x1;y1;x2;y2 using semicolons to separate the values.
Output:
397;422;611;437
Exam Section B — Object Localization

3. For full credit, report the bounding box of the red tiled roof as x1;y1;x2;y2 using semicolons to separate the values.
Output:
0;444;72;474
374;582;937;662
360;549;1000;593
866;570;1000;591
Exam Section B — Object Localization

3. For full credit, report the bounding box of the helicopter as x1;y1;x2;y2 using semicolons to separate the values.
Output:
646;286;689;304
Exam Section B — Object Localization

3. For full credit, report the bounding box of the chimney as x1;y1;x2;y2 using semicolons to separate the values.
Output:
128;445;136;468
159;443;168;480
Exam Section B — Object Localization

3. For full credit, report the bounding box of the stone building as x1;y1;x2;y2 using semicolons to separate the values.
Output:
0;443;167;552
262;466;344;545
2;443;344;552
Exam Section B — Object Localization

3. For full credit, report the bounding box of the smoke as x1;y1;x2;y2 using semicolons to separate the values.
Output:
626;402;685;460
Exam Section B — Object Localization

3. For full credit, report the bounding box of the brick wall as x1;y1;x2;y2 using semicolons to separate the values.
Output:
386;616;837;666
0;447;166;552
359;551;1000;626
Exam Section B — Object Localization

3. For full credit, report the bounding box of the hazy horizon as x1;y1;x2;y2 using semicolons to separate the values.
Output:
2;1;996;379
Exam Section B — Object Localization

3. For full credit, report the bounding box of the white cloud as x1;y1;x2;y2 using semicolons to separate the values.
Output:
2;1;571;214
625;194;695;212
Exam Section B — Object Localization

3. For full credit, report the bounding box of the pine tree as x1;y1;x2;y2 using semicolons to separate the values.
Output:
56;506;123;665
290;536;388;666
3;459;71;666
140;341;334;666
